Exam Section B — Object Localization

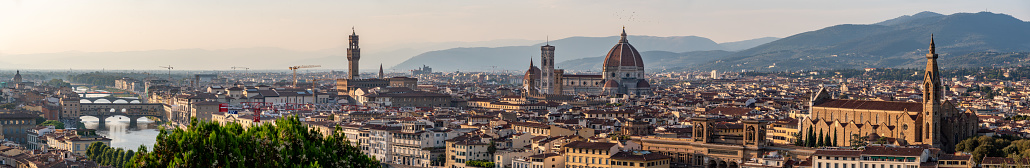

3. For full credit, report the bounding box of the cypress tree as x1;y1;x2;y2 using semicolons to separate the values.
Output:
794;133;804;146
817;129;825;147
807;125;816;147
832;128;839;146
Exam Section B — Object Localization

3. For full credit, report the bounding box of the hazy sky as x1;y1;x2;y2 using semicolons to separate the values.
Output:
1;0;1027;55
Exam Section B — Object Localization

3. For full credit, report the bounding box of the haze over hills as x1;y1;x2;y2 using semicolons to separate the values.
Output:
0;39;541;71
695;11;1030;71
555;50;734;72
391;35;776;72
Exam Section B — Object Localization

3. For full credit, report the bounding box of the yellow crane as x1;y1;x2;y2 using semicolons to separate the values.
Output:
289;65;321;87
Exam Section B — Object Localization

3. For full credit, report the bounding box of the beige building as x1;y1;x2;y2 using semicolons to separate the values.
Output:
768;119;799;145
44;130;111;155
445;134;493;168
530;153;564;168
640;118;771;168
811;146;931;168
511;122;595;138
190;101;221;121
59;96;80;120
355;87;453;107
801;37;978;151
562;141;619;168
980;157;1026;168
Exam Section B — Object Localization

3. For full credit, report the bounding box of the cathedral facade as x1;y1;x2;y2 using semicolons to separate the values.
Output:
523;28;651;96
800;35;978;152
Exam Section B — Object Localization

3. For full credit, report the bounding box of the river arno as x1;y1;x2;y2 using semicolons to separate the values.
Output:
80;117;160;150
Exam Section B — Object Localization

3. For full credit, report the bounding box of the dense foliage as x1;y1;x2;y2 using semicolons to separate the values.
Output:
0;103;17;110
1007;115;1030;121
127;116;379;168
955;136;1030;163
86;142;135;168
38;120;65;129
797;127;869;148
465;160;495;168
67;72;179;86
42;79;72;88
67;72;126;86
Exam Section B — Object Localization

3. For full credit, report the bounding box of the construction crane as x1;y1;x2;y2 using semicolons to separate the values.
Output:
231;66;249;73
231;67;250;81
159;65;173;80
309;78;337;105
289;65;321;87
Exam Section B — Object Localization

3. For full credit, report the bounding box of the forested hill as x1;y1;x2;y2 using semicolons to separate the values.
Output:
693;11;1030;72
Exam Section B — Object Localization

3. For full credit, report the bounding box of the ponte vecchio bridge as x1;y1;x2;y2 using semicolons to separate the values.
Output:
76;99;166;128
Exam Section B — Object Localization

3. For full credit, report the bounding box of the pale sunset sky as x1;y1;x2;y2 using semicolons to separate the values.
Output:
1;0;1027;55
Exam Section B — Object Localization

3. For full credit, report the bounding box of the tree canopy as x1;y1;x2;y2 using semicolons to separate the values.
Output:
86;142;134;168
955;135;1029;164
38;120;65;129
127;116;379;168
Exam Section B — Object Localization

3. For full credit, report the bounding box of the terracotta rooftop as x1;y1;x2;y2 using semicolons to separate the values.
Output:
860;146;925;157
814;99;922;112
563;141;617;150
610;151;671;161
813;149;862;157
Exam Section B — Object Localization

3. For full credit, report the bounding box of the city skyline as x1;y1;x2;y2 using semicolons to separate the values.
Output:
1;1;1029;166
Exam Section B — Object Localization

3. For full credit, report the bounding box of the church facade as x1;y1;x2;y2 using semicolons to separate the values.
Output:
800;35;978;152
523;28;651;97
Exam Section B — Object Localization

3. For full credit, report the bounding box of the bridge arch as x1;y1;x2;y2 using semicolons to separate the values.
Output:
93;99;112;103
80;99;92;103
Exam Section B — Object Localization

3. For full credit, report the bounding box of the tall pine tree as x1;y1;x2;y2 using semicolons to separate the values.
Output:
803;124;811;147
832;128;839;146
817;129;825;147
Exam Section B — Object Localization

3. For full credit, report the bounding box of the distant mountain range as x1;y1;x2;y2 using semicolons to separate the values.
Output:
694;11;1030;71
391;35;778;72
400;11;1030;72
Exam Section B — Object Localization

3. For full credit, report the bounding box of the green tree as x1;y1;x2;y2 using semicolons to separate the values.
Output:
832;128;838;147
793;132;805;146
38;120;65;129
43;79;72;88
817;130;825;147
488;141;497;155
807;125;816;147
850;134;867;148
127;116;380;168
